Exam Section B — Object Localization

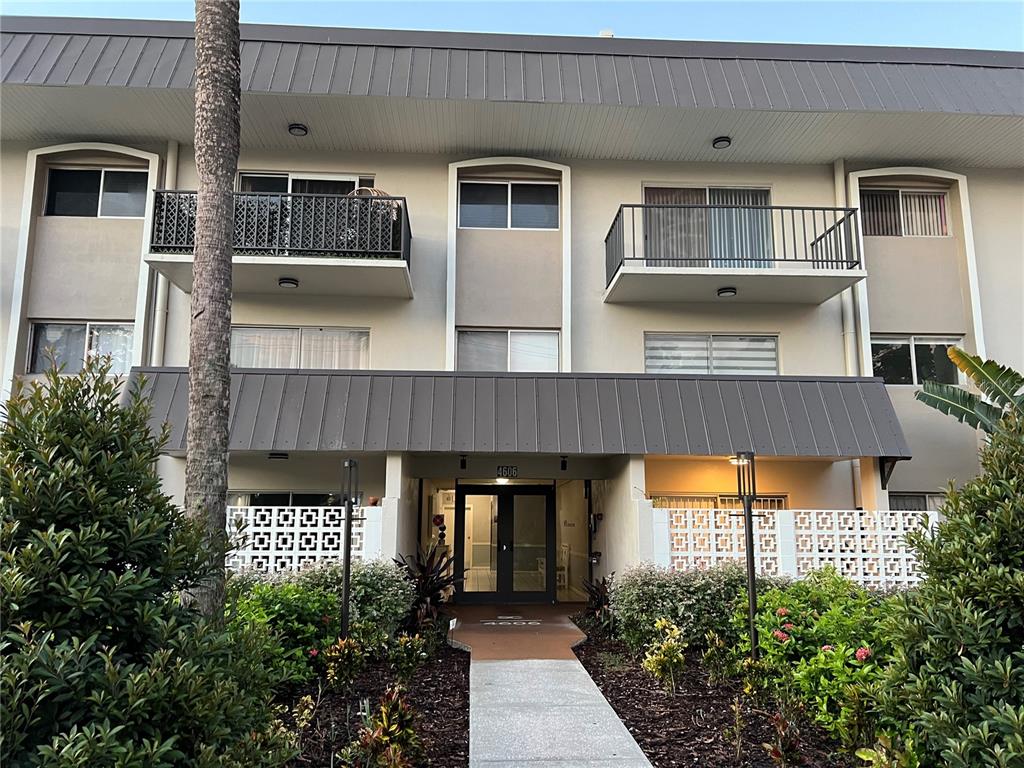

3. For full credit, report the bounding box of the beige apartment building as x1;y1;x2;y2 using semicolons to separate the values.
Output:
2;17;1022;602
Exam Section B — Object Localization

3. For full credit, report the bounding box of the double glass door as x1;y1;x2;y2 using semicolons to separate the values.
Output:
454;484;555;604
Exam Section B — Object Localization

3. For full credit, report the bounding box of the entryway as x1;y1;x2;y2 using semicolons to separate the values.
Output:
454;483;556;603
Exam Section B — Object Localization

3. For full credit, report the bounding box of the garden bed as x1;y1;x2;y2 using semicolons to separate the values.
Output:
284;643;470;768
574;626;854;768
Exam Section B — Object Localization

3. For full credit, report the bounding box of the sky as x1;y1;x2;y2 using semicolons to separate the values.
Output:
1;0;1022;52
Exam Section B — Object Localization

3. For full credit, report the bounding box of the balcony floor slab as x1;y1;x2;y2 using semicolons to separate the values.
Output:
603;265;866;304
145;253;413;298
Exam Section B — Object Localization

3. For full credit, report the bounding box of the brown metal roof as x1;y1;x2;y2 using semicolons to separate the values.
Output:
2;16;1021;116
129;367;912;460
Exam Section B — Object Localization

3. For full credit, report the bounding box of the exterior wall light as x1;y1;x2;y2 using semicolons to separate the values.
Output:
459;454;467;470
560;455;568;471
717;286;737;298
278;277;299;289
712;135;732;150
288;123;309;137
495;477;510;485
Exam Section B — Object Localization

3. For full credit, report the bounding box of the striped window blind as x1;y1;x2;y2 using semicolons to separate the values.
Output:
644;334;778;375
901;191;948;236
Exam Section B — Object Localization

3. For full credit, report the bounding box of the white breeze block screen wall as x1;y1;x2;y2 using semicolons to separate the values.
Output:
226;505;384;572
654;503;932;589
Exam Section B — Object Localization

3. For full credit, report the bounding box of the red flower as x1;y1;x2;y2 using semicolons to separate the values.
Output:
309;648;319;658
855;646;872;662
776;607;789;617
783;623;795;630
821;644;834;652
772;629;790;643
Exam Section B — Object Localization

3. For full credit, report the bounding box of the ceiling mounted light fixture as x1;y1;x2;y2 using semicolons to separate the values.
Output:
495;477;510;485
712;135;732;150
288;123;309;137
717;286;737;298
278;277;299;289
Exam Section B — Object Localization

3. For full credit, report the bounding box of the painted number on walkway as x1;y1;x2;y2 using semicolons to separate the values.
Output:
481;620;541;626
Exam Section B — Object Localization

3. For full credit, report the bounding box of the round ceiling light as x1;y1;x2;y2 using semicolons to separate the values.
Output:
712;135;732;150
278;277;299;289
288;123;309;137
717;286;737;298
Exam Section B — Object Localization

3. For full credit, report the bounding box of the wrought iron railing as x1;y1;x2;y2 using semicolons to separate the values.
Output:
150;191;412;264
604;204;861;287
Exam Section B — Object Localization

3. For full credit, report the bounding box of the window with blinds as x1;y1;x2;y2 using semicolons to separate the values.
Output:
652;494;787;510
861;188;948;237
230;326;369;369
644;333;779;375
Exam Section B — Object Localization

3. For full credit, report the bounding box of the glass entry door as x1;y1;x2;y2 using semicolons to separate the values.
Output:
454;484;555;604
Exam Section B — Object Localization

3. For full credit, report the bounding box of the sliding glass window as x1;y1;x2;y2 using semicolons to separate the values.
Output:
230;326;369;369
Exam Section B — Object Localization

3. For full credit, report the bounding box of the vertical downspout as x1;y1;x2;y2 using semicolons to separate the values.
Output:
150;140;178;366
834;159;863;506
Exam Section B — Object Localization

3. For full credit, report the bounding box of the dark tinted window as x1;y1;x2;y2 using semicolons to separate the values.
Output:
290;178;355;195
45;169;101;216
292;493;342;507
871;341;913;384
914;341;958;384
459;183;508;228
100;171;147;217
239;174;288;193
247;492;291;507
511;183;559;228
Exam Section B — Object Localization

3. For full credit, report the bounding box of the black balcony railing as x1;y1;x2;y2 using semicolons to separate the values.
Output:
604;204;861;287
150;190;412;264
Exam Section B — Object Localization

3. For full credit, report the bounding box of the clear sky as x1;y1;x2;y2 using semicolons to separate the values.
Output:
1;0;1022;52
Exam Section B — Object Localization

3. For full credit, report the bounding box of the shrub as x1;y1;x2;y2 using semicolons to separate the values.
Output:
323;637;366;691
875;418;1024;767
610;562;777;653
296;558;415;639
738;567;891;748
231;581;341;681
582;575;615;633
395;544;462;631
388;634;429;684
0;360;292;766
339;686;422;768
641;619;687;692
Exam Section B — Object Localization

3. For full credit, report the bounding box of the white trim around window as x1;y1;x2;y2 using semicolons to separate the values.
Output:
42;166;149;219
456;179;561;231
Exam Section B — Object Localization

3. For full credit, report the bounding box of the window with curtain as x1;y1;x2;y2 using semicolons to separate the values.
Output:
707;187;773;267
456;329;559;372
229;327;369;369
644;333;779;375
889;493;945;511
861;188;949;237
29;321;134;374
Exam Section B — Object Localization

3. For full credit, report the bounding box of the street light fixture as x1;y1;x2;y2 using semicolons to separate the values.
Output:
734;450;760;660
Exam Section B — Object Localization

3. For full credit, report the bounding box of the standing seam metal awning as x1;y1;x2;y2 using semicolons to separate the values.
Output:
130;368;911;461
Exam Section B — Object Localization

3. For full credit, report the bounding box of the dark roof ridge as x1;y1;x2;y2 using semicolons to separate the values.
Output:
3;15;1022;69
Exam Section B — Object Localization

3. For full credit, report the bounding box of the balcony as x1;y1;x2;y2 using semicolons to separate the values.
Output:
604;204;866;304
146;190;413;298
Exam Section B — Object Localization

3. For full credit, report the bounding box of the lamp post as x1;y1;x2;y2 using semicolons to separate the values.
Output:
341;458;359;639
734;450;760;660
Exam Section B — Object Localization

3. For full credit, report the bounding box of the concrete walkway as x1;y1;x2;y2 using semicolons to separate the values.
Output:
451;606;652;768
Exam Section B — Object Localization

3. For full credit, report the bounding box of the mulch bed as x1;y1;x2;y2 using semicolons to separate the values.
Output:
574;625;855;768
283;643;470;767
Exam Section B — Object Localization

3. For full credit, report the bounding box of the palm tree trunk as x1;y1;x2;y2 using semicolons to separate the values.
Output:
185;0;240;619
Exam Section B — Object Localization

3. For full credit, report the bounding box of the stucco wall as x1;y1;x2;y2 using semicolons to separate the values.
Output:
0;141;31;378
455;228;562;329
865;236;967;335
26;217;143;320
645;456;858;509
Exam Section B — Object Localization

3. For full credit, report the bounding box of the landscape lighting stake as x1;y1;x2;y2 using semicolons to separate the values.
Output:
341;458;359;639
735;450;760;660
